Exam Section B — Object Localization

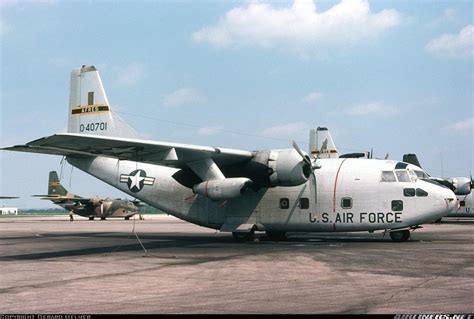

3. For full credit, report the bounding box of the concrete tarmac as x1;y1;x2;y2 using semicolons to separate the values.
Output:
0;215;473;314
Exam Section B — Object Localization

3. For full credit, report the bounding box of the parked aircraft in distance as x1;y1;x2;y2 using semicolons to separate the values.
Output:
0;196;19;199
2;65;458;241
33;171;141;220
402;154;473;219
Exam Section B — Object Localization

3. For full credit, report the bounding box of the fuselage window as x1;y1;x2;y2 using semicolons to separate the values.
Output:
403;188;415;197
416;188;428;197
341;197;352;209
395;171;411;183
381;171;396;182
391;200;403;211
280;198;290;209
300;198;309;209
460;201;466;207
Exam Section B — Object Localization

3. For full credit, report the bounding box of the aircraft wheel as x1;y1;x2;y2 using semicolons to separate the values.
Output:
389;230;410;242
266;231;287;241
100;217;106;220
232;231;254;242
124;216;130;220
434;218;442;223
89;216;94;221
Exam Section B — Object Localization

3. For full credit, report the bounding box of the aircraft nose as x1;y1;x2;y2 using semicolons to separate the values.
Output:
436;186;457;215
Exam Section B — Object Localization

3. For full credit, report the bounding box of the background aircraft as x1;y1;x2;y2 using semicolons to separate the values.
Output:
34;171;141;220
402;154;473;219
3;65;458;242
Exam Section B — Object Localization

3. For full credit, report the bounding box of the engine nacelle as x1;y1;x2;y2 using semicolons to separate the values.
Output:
267;149;311;187
447;177;471;195
193;178;253;200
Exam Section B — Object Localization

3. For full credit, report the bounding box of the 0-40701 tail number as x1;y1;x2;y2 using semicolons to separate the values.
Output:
79;122;108;132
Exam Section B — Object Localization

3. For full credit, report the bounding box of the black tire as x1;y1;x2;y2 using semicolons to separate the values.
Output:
232;231;254;242
390;230;410;242
125;216;130;220
266;231;287;241
89;216;94;220
100;217;106;220
434;218;442;223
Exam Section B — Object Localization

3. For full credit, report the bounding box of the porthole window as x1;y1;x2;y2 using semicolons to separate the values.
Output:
341;197;352;209
280;198;289;209
416;188;428;197
391;200;403;211
403;188;415;197
300;198;309;209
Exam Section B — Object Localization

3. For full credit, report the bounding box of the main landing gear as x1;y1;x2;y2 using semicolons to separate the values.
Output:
389;229;410;242
266;231;287;241
232;231;255;242
89;216;94;220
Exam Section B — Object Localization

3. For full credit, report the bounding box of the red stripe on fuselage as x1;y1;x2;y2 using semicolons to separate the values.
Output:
333;158;348;213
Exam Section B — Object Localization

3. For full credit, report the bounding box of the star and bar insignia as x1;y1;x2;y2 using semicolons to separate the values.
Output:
120;169;155;193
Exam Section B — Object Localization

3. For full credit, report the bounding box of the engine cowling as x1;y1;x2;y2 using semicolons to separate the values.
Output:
267;149;311;187
447;177;471;195
193;178;253;200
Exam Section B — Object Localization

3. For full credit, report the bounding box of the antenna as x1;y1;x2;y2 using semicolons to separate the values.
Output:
440;151;444;179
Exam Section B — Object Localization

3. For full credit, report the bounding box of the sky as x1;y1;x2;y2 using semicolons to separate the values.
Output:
0;0;473;209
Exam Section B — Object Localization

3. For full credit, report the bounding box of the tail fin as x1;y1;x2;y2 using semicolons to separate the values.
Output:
67;65;140;139
48;171;69;196
309;127;339;159
403;154;422;168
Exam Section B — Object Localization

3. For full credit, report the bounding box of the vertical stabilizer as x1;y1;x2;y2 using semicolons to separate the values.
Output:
309;127;339;159
68;65;140;139
48;171;69;196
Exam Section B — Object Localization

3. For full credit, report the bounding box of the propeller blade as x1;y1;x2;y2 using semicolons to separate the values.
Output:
292;140;312;165
384;153;389;160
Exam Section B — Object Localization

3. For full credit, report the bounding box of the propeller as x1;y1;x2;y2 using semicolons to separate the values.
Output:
292;140;321;206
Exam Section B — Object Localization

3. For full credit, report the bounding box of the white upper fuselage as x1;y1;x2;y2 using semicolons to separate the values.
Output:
67;156;457;232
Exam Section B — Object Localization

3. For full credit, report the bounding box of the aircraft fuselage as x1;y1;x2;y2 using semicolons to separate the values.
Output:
67;156;456;232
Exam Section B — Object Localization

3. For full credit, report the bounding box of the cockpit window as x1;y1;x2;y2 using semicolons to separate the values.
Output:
395;171;411;183
408;170;417;182
381;171;396;182
414;170;429;179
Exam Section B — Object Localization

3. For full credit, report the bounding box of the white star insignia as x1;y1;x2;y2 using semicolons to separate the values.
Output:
129;170;145;191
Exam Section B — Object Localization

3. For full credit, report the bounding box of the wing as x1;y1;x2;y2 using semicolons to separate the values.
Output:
3;133;254;168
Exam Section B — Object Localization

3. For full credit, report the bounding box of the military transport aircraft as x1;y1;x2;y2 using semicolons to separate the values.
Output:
402;154;473;219
33;171;140;220
2;65;458;242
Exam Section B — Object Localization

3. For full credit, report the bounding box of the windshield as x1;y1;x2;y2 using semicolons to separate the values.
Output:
395;170;411;182
414;170;430;179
